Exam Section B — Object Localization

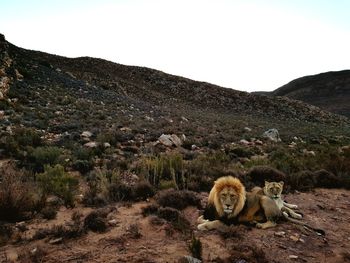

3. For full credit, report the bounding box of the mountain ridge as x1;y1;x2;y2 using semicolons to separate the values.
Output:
254;70;350;118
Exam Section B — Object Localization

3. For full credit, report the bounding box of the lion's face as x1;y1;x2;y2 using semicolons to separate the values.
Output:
208;176;246;218
219;187;239;214
263;181;283;199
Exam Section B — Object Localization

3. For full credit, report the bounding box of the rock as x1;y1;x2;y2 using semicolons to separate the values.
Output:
0;91;3;99
262;128;281;142
244;127;252;132
274;231;286;237
158;134;182;147
178;256;202;263
0;110;4;119
255;139;263;145
181;116;189;122
108;219;118;226
288;255;299;260
191;144;199;150
81;131;93;138
15;69;23;80
31;247;38;255
15;221;28;232
302;149;316;156
289;235;299;242
49;237;63;244
103;142;111;148
239;139;250;145
84;141;98;148
120;127;132;132
46;196;64;206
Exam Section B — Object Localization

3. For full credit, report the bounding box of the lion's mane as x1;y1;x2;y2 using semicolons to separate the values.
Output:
207;176;246;218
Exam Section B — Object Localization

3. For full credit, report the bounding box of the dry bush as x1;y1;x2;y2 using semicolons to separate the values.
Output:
84;211;107;233
246;166;286;186
227;244;269;263
157;207;190;232
156;190;201;210
132;181;155;200
0;162;41;222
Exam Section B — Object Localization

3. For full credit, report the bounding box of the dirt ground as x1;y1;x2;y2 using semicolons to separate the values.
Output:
1;188;350;263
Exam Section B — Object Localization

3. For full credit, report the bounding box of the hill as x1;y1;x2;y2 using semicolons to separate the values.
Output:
1;33;349;145
268;70;350;117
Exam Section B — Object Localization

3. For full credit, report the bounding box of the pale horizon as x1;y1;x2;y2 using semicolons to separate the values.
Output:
1;0;350;92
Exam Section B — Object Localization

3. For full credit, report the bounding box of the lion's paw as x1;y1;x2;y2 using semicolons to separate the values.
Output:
197;223;208;231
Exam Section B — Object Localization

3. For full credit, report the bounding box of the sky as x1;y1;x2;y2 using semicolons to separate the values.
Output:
1;0;350;92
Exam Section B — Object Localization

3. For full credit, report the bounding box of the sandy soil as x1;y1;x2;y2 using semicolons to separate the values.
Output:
1;188;350;263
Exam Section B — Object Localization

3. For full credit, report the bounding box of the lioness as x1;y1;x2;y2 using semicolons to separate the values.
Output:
197;176;281;230
262;181;302;219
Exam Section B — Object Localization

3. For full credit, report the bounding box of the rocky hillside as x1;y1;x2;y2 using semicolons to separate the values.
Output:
1;33;349;145
267;70;350;118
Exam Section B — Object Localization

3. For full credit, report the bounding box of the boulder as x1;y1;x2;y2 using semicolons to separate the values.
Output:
263;128;281;142
84;141;98;148
81;131;93;138
158;134;182;147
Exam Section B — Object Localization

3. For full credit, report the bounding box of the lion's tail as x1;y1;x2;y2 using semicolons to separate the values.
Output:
283;214;325;236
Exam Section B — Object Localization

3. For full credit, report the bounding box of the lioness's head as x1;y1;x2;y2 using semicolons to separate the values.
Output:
263;181;284;199
208;176;246;218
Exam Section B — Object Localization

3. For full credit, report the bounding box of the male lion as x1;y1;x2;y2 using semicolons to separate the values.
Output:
197;176;280;230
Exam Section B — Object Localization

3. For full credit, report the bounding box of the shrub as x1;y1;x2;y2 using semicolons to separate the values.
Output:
245;166;286;186
138;153;186;189
37;164;79;207
288;170;316;192
31;146;63;171
132;181;155;200
157;207;190;232
84;211;107;232
0;223;13;245
109;183;132;202
0;163;39;221
156;190;201;210
41;206;57;220
189;235;202;260
141;204;159;217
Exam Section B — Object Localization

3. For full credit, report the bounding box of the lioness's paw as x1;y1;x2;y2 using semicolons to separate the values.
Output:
293;213;303;219
282;211;289;218
256;223;263;229
289;204;298;209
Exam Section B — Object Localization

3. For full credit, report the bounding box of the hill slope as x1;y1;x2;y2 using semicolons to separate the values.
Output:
1;33;349;146
270;70;350;117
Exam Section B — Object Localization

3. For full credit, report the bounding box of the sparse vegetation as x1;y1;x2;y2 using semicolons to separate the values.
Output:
36;164;79;207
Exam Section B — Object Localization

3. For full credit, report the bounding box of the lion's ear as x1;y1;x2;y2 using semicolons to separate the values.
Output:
264;181;269;186
279;181;284;186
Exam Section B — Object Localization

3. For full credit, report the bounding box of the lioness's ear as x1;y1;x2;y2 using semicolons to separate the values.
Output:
279;181;284;186
265;181;269;186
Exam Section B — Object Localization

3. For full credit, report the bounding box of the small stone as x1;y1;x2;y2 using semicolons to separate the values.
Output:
49;237;63;244
81;131;93;138
290;235;299;242
239;139;250;145
108;219;118;226
274;231;286;237
103;142;111;148
84;141;98;148
244;127;252;132
289;255;298;260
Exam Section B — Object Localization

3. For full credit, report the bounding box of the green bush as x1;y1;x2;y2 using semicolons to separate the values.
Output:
31;146;63;171
138;153;186;189
37;165;79;207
